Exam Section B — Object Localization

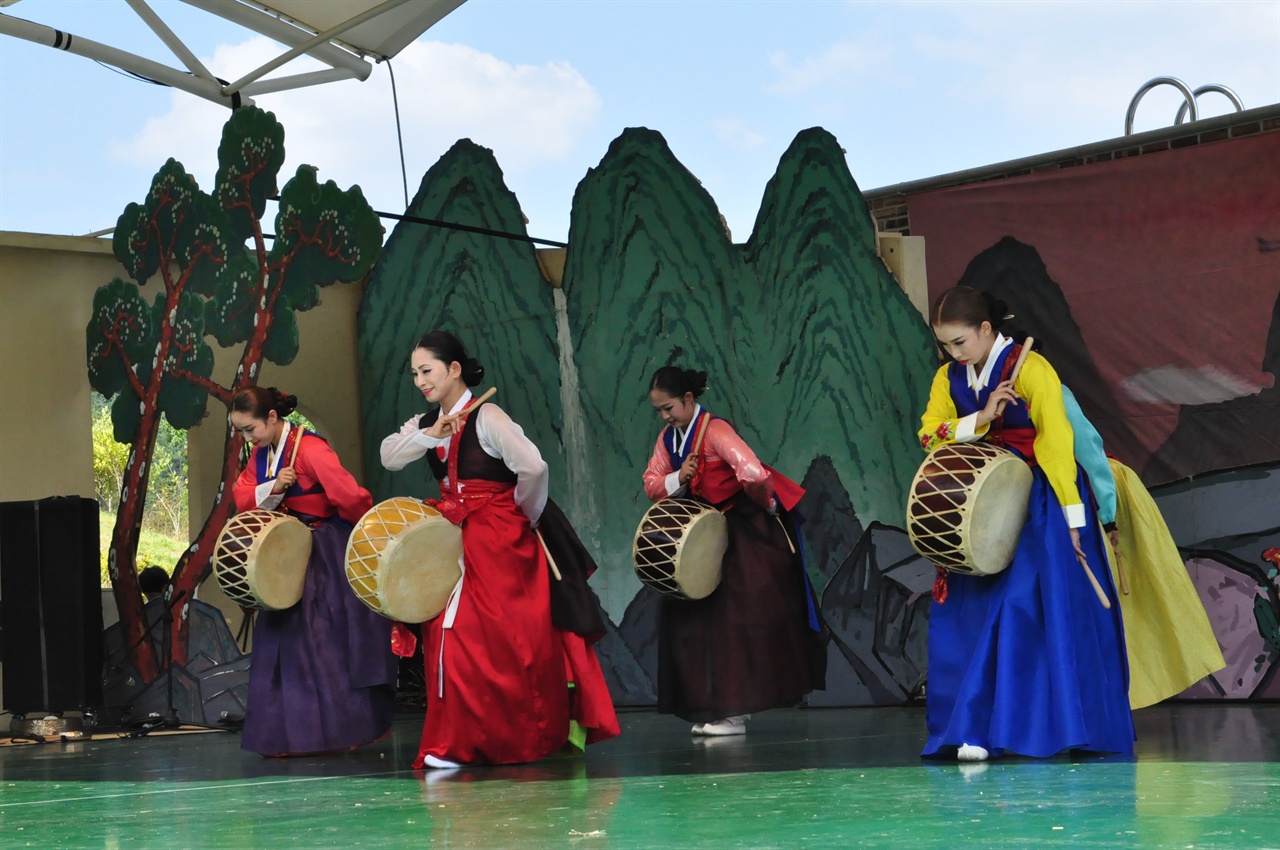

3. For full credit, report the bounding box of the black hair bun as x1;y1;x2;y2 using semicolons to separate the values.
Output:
981;291;1010;331
462;357;485;387
685;369;709;397
269;387;299;416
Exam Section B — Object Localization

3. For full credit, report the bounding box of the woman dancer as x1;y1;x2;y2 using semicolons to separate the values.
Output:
231;386;395;756
380;332;619;768
919;286;1133;760
642;366;824;736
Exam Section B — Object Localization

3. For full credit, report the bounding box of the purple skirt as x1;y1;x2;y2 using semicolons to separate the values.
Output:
241;517;396;755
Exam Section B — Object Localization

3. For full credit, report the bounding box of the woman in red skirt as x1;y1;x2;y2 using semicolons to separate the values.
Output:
381;332;619;768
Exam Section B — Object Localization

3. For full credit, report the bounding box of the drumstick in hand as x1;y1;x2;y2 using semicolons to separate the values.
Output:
432;388;498;438
1076;550;1111;609
995;337;1035;416
286;425;305;470
457;387;497;419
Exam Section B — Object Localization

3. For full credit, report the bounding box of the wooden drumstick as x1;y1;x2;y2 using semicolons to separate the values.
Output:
679;412;711;490
535;527;563;582
286;424;305;470
997;337;1035;414
1077;550;1112;609
457;386;497;420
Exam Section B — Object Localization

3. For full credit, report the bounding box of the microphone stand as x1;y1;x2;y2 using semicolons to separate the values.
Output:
160;584;187;728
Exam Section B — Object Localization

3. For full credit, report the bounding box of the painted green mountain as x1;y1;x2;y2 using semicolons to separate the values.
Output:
358;140;563;502
741;128;935;522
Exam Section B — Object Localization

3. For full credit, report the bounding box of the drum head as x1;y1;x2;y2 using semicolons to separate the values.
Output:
674;509;728;600
249;516;313;609
967;457;1033;575
379;519;463;623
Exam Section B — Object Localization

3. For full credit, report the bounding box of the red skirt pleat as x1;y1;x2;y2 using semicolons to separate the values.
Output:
414;487;617;766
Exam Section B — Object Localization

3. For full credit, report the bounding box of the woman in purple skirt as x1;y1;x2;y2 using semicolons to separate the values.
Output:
230;386;395;756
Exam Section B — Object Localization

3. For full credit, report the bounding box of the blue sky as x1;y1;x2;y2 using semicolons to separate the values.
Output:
1;0;1277;243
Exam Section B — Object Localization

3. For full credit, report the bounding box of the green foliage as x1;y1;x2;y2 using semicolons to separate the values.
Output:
86;278;153;399
92;392;188;539
270;166;383;309
202;251;258;347
98;513;189;587
215;105;286;244
92;397;130;513
154;289;214;429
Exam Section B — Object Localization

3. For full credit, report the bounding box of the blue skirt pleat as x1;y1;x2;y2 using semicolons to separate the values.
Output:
923;466;1134;758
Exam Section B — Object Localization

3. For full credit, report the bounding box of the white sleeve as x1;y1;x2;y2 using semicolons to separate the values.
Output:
954;412;987;443
664;471;684;496
475;404;548;524
380;414;444;471
255;480;284;510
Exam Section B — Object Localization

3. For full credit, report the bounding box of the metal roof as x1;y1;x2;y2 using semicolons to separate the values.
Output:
0;0;467;107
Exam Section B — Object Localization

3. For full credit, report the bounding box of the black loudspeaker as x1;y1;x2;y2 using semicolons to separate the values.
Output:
0;497;103;713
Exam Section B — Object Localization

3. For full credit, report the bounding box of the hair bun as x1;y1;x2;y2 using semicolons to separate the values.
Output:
269;387;299;416
685;369;709;396
461;357;485;387
981;292;1010;330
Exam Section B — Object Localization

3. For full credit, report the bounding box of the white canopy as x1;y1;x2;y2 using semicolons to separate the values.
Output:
0;0;467;107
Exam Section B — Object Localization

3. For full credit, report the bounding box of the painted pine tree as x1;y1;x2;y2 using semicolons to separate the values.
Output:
86;106;381;681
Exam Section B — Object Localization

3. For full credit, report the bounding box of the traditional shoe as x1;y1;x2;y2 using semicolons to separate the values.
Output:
957;743;989;762
700;715;749;736
423;754;464;769
691;723;706;736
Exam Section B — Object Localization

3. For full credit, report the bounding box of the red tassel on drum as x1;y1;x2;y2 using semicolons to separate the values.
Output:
932;566;949;604
391;622;418;658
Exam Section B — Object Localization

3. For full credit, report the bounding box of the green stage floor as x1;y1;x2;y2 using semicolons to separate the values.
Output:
1;705;1277;848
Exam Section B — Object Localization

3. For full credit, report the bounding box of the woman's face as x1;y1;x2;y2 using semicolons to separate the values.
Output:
933;320;996;369
410;347;461;404
650;389;698;429
230;409;279;447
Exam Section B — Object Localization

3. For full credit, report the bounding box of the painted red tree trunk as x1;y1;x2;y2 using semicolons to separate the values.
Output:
168;238;279;664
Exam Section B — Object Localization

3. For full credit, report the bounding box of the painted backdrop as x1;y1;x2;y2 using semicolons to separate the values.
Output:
358;127;937;704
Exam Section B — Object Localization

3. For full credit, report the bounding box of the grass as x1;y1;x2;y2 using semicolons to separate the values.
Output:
98;511;191;587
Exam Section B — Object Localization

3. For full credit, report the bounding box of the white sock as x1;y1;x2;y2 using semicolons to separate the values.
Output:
424;754;463;769
957;743;989;762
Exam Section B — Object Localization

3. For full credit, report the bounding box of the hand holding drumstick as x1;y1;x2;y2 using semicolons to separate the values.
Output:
975;339;1034;428
677;453;698;486
270;426;306;494
421;387;498;440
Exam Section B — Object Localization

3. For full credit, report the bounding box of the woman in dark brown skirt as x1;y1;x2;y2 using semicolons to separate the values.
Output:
642;366;825;735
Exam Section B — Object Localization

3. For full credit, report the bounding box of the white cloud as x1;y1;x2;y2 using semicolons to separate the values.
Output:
769;1;1278;140
1121;365;1275;406
712;117;767;150
109;37;602;214
766;39;894;96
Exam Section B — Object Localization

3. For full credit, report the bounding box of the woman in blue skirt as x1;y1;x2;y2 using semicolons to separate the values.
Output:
918;287;1133;761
